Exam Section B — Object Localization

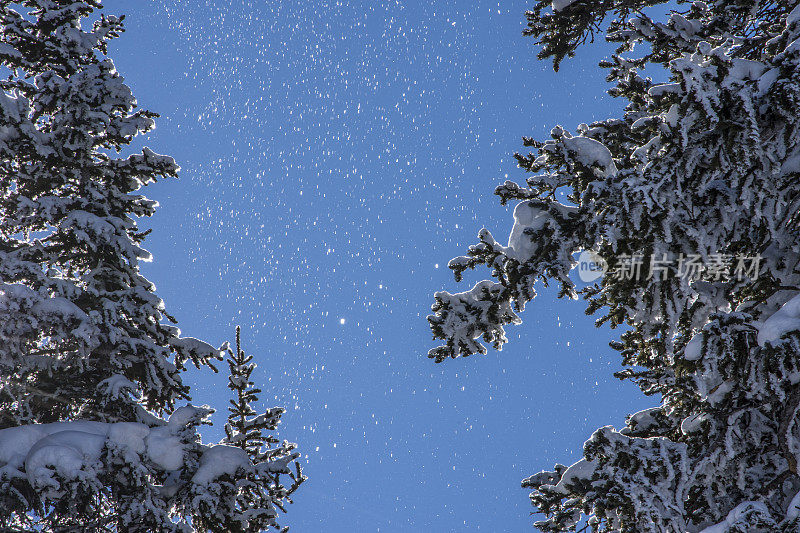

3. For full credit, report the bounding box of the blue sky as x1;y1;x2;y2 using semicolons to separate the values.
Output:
104;1;652;530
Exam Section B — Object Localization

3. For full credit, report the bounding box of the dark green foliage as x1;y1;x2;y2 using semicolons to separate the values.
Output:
0;2;305;530
222;326;306;531
429;0;800;530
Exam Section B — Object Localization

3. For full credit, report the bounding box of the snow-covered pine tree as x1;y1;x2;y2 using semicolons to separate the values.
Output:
0;1;302;530
219;326;306;528
429;0;800;530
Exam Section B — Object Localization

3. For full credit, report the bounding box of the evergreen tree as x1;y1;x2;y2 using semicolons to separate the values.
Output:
219;326;306;528
429;0;800;530
0;1;303;530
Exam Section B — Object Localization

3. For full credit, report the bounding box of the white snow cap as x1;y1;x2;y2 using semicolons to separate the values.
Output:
788;4;800;27
553;458;597;494
698;501;773;532
506;201;576;263
625;407;661;433
561;136;617;178
507;202;551;261
683;333;704;360
0;421;108;496
680;413;708;435
0;416;255;495
191;445;253;485
787;489;800;521
169;336;224;360
757;293;800;346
